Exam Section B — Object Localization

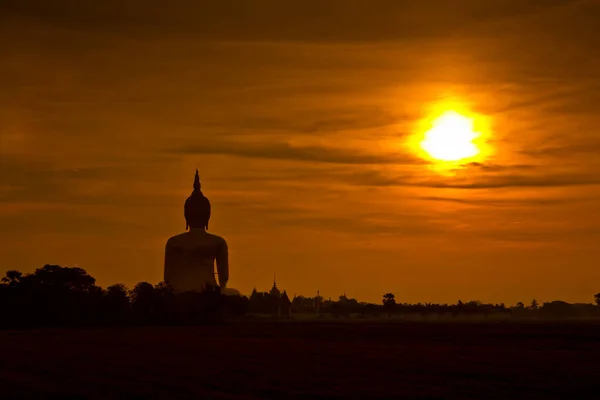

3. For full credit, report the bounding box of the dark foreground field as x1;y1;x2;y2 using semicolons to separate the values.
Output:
1;321;599;399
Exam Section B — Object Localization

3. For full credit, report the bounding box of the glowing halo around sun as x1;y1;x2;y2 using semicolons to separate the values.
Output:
420;111;480;161
409;103;492;167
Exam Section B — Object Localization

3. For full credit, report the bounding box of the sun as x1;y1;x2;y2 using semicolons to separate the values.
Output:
420;111;481;162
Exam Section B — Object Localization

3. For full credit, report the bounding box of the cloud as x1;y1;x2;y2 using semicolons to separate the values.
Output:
207;162;600;190
408;174;600;189
227;109;398;134
416;196;580;207
0;207;148;236
460;162;537;172
522;143;600;158
216;198;447;237
0;156;180;208
167;140;422;165
479;226;600;244
268;214;443;237
1;0;577;43
325;169;600;189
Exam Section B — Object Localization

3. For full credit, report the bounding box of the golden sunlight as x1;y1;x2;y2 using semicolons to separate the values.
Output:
406;100;492;168
420;111;480;162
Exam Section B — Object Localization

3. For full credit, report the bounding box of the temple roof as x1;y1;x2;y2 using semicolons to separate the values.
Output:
280;290;291;305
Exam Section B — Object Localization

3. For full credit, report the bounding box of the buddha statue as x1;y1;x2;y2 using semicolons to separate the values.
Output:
164;170;229;293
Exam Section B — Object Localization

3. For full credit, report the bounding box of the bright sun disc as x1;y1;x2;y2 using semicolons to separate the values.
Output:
420;111;481;162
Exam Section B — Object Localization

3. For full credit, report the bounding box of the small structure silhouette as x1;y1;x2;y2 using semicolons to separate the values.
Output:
278;290;292;318
269;274;292;317
269;274;281;298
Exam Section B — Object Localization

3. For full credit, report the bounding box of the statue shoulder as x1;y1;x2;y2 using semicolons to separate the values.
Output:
166;231;226;249
207;232;227;246
166;233;187;248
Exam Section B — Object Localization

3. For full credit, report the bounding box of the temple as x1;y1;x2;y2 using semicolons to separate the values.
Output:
250;275;293;317
163;170;230;293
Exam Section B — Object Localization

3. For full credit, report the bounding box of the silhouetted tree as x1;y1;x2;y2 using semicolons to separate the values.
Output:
529;299;539;310
1;270;22;286
106;284;129;303
6;265;600;327
154;282;177;324
130;282;156;323
33;264;97;292
0;265;103;327
104;284;130;324
0;265;250;328
383;293;396;318
225;293;250;316
516;302;525;309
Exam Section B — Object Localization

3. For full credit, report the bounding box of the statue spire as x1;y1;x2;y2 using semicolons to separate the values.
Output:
193;169;201;192
184;169;211;230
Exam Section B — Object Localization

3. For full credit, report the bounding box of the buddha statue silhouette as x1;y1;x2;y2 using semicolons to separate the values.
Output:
164;170;230;293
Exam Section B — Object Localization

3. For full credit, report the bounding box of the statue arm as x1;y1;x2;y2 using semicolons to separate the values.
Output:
164;242;172;284
216;238;229;289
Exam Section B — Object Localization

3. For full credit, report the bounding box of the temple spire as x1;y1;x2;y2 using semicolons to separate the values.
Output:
270;272;281;298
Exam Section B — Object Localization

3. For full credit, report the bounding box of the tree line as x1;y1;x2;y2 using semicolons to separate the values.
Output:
0;265;248;328
290;292;600;319
2;265;600;328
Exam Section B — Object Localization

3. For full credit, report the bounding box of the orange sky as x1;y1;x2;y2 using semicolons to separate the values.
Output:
1;0;600;304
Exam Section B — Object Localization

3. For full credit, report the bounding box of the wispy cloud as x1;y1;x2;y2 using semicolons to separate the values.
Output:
287;168;600;189
416;196;582;207
0;0;578;42
408;174;600;189
459;162;537;172
167;140;422;165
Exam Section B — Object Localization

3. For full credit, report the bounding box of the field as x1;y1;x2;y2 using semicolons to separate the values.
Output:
1;321;599;399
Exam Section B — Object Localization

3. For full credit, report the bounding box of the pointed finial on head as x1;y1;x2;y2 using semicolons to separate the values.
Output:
185;169;210;230
193;169;201;192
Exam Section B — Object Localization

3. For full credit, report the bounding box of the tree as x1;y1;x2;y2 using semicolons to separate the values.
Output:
1;270;22;286
0;265;249;328
383;293;396;318
104;284;130;323
594;293;600;307
529;299;539;310
154;282;176;324
516;302;525;309
33;264;97;292
106;283;129;302
130;282;156;323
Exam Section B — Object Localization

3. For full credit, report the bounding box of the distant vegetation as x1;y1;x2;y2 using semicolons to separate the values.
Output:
0;265;247;328
1;265;600;328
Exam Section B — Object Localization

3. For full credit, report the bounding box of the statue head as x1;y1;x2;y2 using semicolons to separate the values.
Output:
184;170;211;230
